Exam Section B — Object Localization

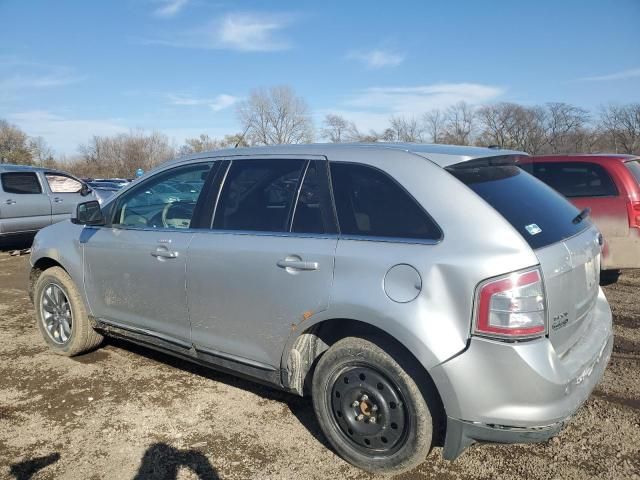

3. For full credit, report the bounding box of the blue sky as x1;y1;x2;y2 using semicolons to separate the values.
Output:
1;0;639;155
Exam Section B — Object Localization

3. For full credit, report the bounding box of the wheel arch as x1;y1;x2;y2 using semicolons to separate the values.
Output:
29;256;69;302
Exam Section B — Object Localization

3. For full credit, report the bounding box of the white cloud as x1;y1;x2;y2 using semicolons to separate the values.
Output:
166;93;239;111
7;111;127;155
141;12;294;52
153;0;189;18
347;49;405;69
580;67;640;82
324;83;504;132
0;58;85;94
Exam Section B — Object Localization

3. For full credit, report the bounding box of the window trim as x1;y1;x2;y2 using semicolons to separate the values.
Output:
328;161;444;244
0;171;44;195
530;161;619;199
105;160;215;231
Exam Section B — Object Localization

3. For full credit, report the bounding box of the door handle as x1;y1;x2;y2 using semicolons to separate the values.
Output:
277;259;319;271
151;247;178;259
53;197;63;203
5;199;16;205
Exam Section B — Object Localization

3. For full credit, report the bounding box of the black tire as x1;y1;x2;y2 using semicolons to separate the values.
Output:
600;269;621;286
312;336;433;475
34;266;103;356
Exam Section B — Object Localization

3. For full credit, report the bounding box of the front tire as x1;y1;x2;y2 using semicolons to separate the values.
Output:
34;266;103;356
312;337;433;475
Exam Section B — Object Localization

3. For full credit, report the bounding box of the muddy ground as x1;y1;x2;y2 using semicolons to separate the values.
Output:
0;239;638;480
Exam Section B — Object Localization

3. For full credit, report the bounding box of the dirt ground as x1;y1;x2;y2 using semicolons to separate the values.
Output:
0;240;638;480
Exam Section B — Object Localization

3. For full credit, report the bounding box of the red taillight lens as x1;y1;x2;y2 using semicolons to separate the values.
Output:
630;201;640;228
474;269;546;339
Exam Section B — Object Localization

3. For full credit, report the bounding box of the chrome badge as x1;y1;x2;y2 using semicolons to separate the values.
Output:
525;224;542;236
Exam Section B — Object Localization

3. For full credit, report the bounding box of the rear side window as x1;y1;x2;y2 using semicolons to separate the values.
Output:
448;165;588;250
330;163;441;241
626;160;640;184
528;162;618;198
45;173;83;193
1;172;42;194
291;161;337;235
213;159;306;232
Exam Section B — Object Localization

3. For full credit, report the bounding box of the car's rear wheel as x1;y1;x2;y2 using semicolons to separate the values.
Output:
34;266;103;356
312;336;433;475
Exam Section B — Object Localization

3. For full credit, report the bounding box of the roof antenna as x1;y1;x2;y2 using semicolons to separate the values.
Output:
235;124;251;148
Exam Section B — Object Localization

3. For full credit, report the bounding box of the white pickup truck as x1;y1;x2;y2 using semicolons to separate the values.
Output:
0;164;95;238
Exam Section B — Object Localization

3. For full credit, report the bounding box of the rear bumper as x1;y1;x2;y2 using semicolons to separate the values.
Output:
602;227;640;270
431;288;613;460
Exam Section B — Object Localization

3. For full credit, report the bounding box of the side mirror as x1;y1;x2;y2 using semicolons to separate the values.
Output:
80;183;92;197
71;200;105;226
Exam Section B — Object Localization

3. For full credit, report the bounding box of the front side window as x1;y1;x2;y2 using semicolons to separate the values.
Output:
528;162;618;198
45;173;83;193
112;162;212;229
330;163;442;240
213;159;306;232
1;172;42;194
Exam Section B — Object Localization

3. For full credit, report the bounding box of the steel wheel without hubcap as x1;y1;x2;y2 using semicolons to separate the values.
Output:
330;365;408;454
40;283;73;345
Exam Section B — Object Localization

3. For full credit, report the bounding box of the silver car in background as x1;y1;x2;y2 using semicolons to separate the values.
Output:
0;164;94;238
29;144;613;474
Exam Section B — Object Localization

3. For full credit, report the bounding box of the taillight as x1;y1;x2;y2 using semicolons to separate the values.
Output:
628;200;640;228
474;268;546;340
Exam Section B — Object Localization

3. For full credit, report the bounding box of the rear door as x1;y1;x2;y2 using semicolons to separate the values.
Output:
186;157;338;369
42;172;88;223
0;171;51;234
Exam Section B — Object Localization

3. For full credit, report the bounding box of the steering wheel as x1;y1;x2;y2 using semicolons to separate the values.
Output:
162;202;194;228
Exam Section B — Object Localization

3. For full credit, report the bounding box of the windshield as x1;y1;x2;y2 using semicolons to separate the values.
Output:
447;163;590;249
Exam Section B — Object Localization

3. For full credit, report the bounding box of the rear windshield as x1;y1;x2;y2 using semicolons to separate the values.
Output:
447;164;589;250
626;160;640;184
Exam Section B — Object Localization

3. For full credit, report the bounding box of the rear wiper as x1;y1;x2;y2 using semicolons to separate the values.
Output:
572;207;591;224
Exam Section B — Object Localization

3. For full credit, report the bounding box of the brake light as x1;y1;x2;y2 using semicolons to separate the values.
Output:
474;269;546;339
628;200;640;228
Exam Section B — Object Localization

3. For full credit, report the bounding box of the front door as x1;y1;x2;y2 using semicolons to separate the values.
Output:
187;158;338;368
0;171;51;234
82;162;213;346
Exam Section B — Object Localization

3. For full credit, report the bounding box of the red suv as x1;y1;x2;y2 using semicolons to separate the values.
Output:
523;154;640;281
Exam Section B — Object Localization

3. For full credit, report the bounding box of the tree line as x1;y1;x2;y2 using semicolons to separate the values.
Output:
1;85;638;178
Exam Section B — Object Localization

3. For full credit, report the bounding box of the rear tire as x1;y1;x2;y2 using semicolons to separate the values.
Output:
34;266;103;356
600;269;621;286
312;336;433;475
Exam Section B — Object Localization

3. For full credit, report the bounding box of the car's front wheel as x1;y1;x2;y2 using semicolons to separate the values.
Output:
34;266;103;356
312;336;433;475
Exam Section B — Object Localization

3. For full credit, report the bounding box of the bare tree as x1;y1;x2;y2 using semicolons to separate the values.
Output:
476;103;547;153
599;103;640;154
388;116;423;142
178;134;223;156
0;119;33;164
442;102;476;145
423;110;443;143
321;114;354;143
237;86;314;145
543;102;590;153
29;136;55;166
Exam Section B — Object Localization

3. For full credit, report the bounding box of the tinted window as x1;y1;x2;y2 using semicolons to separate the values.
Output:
45;173;83;193
112;163;212;229
626;160;640;184
214;159;305;232
292;161;337;235
448;165;588;250
528;162;618;197
1;172;42;194
330;163;441;240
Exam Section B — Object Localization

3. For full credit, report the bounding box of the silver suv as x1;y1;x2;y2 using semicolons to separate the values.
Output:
29;144;613;474
0;164;94;238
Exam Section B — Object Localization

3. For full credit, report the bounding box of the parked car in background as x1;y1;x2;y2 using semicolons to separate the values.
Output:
86;182;122;205
0;164;95;238
521;154;640;282
29;144;612;474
